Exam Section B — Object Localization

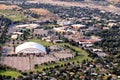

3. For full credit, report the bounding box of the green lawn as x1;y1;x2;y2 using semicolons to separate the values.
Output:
29;39;92;71
29;39;54;46
0;70;22;78
29;39;92;61
0;10;27;22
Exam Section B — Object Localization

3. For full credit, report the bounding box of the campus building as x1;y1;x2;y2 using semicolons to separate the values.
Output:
15;42;46;55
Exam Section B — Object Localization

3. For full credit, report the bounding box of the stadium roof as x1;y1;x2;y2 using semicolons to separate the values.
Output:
15;42;46;54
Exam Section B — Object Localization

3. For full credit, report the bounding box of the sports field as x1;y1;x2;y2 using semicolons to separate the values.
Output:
0;10;27;22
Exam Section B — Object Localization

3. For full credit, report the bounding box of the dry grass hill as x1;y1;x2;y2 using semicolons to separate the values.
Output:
0;4;21;10
27;0;120;14
29;8;60;20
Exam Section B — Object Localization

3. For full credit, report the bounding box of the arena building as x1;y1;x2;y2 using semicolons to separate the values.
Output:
15;42;46;56
16;42;47;70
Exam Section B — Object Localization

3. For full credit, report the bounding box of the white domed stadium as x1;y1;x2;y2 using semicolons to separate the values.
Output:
15;42;46;55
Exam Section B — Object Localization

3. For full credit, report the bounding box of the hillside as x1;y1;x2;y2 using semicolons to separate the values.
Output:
107;0;120;3
0;4;21;10
27;0;120;14
29;8;60;20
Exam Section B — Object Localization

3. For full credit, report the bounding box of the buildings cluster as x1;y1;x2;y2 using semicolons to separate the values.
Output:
0;1;120;79
2;18;106;71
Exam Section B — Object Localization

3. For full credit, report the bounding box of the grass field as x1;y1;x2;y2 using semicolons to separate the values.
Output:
0;10;27;22
29;39;92;71
0;69;22;78
28;39;91;61
29;39;54;46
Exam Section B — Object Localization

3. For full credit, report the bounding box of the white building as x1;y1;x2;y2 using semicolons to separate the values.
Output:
15;24;40;29
15;42;46;54
71;24;86;29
